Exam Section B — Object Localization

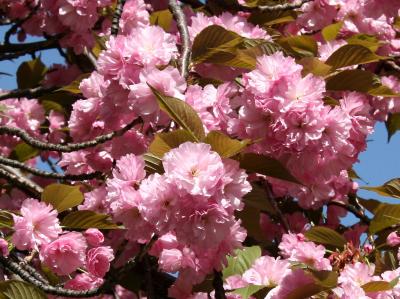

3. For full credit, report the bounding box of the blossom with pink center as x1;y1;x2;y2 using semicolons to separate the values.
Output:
79;186;109;214
86;246;114;278
162;142;225;197
12;198;61;250
64;273;104;291
84;229;104;247
40;232;87;276
242;256;290;287
119;0;149;34
112;154;146;186
291;241;332;270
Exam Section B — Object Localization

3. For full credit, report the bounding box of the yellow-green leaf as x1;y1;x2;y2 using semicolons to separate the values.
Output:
362;281;393;293
322;22;343;42
192;25;244;64
149;85;205;141
231;285;267;299
10;142;39;162
41;100;65;114
239;153;300;184
149;130;195;158
369;203;400;234
222;246;261;279
150;9;173;32
61;210;119;229
304;226;347;249
310;270;338;288
298;57;331;77
0;210;13;229
59;73;91;94
347;34;382;52
286;281;325;299
41;183;84;213
17;58;47;89
0;281;46;299
325;44;385;70
386;113;400;142
205;131;249;158
362;178;400;199
278;35;318;57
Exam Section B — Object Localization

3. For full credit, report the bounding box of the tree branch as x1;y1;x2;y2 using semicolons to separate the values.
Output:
0;37;61;61
265;182;291;232
169;0;191;78
0;86;57;101
258;0;312;11
0;155;103;180
111;0;126;36
213;270;226;299
0;117;141;153
328;200;371;224
0;165;43;197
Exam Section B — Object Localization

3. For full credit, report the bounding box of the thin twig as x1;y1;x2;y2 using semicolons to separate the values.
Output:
0;37;61;61
0;86;57;101
328;200;371;224
213;270;226;299
258;0;312;11
0;155;102;180
111;0;126;36
0;255;109;297
0;117;141;153
265;182;291;232
169;0;191;78
0;165;43;197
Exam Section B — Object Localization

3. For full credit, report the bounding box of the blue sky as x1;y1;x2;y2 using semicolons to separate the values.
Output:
1;26;399;225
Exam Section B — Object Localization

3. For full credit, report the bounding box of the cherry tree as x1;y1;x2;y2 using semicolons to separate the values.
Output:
1;0;400;298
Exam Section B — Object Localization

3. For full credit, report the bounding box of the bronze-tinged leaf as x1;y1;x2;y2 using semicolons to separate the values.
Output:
358;198;385;214
0;210;14;229
304;226;347;249
231;285;268;299
41;183;84;213
61;210;119;229
362;178;400;199
191;25;244;64
149;85;205;141
222;246;261;279
58;73;91;94
236;205;267;242
285;282;325;299
325;44;385;70
321;22;343;42
298;57;331;77
386;113;400;142
0;281;46;299
150;9;173;32
347;34;382;52
17;58;47;89
205;131;249;158
278;35;318;57
239;153;300;184
310;270;338;288
243;183;276;215
369;203;400;234
143;152;164;174
149;130;195;158
361;281;393;293
10;142;39;162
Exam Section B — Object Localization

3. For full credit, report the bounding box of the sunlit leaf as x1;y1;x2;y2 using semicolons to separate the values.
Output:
0;281;46;299
322;22;343;42
205;131;249;158
347;34;382;52
362;178;400;199
10;142;39;162
0;210;14;229
61;210;119;229
150;9;173;32
17;58;47;89
362;281;393;292
278;35;318;57
386;113;400;142
41;184;84;213
239;153;300;184
149;85;205;141
59;73;91;94
310;269;338;288
298;57;331;77
305;226;347;249
231;285;268;299
222;246;261;279
358;198;385;214
149;130;195;158
143;153;164;174
369;203;400;234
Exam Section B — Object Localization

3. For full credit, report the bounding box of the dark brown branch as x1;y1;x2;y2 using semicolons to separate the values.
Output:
111;0;126;36
213;270;226;299
169;0;191;78
0;155;102;180
258;0;312;11
265;182;291;232
0;117;141;153
0;37;61;61
0;86;57;101
0;255;109;297
0;165;43;197
328;200;371;224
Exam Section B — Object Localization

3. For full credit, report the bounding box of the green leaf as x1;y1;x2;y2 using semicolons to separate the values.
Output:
243;183;276;215
10;142;39;162
239;153;300;184
386;113;400;142
249;10;296;26
149;85;205;141
191;25;244;64
236;205;268;242
362;178;400;199
143;153;164;174
0;281;46;299
325;44;385;70
16;58;47;89
41;183;84;213
298;57;331;77
285;281;325;299
362;281;394;292
231;285;267;299
347;34;382;52
310;270;338;288
358;198;385;214
326;69;400;97
369;203;400;234
278;35;318;57
304;226;347;249
322;22;343;42
150;9;173;32
149;130;195;158
41;100;65;114
205;131;249;158
222;246;261;279
58;73;90;94
61;210;119;229
0;210;14;229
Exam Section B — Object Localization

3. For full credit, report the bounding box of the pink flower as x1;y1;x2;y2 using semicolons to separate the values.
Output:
119;0;149;34
86;246;114;278
12;198;61;250
40;232;87;276
163;142;225;197
338;262;375;286
112;154;146;186
0;238;9;257
159;249;183;273
387;231;400;247
84;229;104;247
79;186;109;214
64;273;104;291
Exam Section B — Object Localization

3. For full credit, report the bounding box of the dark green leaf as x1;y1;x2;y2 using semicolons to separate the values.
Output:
358;198;385;214
386;113;400;142
41;183;84;213
278;35;318;57
305;226;347;249
222;246;261;279
205;131;249;158
61;210;119;229
149;130;195;158
0;281;46;299
309;269;338;288
239;153;300;184
16;58;47;89
243;183;276;215
149;85;205;141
